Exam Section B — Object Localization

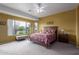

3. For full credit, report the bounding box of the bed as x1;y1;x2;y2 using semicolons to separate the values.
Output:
29;26;58;47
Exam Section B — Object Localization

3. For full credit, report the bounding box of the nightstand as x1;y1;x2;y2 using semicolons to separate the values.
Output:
58;33;69;43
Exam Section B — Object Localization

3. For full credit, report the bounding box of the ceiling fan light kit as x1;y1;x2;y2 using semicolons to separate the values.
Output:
36;3;45;13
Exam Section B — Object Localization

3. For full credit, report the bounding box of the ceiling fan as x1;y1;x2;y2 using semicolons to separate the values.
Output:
28;3;45;13
35;3;45;13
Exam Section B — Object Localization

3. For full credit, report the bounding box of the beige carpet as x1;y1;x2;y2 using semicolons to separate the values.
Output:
0;39;79;55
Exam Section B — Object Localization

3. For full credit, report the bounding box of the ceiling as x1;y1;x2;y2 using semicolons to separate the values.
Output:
0;3;78;20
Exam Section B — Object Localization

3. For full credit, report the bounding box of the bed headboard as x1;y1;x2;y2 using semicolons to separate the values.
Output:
42;25;58;34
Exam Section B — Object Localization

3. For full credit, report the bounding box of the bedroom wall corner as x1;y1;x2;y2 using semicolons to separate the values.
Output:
0;13;35;44
38;9;76;45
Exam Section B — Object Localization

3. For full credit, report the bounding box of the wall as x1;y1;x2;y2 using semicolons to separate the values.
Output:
0;13;35;44
38;9;76;44
76;6;79;47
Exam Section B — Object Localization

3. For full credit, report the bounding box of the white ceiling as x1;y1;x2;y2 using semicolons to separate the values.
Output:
0;3;78;20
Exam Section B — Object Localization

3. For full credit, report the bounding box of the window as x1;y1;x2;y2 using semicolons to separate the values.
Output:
7;19;15;36
7;19;31;36
14;21;31;35
25;22;31;34
34;22;38;32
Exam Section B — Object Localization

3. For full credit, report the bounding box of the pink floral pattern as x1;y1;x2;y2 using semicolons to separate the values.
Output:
30;26;57;46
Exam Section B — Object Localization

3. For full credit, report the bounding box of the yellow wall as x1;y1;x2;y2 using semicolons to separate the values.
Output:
76;6;79;47
38;9;76;44
0;13;35;44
